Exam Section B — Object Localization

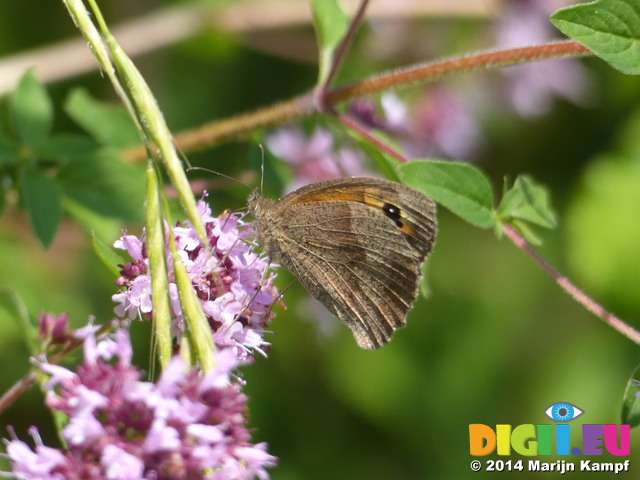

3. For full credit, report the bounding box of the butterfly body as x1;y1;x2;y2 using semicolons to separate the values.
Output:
248;177;437;349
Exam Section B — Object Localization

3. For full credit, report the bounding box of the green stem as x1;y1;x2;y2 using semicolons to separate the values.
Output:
145;162;173;370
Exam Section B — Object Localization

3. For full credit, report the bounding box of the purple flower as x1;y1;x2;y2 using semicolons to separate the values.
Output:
5;429;66;480
4;327;277;479
38;312;71;346
266;126;373;192
112;196;279;361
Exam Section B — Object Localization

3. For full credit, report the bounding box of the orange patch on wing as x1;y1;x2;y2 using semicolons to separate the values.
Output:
297;189;416;236
297;188;390;207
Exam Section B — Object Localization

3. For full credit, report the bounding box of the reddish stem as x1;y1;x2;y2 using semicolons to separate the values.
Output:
122;41;592;162
325;40;591;104
0;371;37;414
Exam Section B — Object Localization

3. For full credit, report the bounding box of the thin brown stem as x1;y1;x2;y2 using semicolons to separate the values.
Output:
502;224;640;345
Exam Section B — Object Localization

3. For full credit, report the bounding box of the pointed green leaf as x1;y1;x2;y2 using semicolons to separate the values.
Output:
36;134;98;164
91;231;126;277
64;89;140;148
0;136;19;166
511;219;544;246
398;159;495;228
310;0;349;85
497;174;557;228
353;137;401;183
551;0;640;74
21;170;63;247
10;70;54;146
57;151;145;222
64;197;121;242
621;364;640;426
0;287;39;355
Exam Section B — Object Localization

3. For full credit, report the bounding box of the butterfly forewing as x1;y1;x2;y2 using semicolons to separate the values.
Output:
249;177;437;349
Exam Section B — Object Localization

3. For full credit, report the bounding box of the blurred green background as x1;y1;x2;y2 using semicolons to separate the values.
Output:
1;0;640;478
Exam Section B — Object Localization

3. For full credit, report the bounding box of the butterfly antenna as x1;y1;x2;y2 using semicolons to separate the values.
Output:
258;144;265;195
187;167;253;192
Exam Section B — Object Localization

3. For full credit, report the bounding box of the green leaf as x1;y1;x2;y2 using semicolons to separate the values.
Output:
10;70;54;146
63;196;122;241
35;134;98;164
57;150;145;222
398;159;495;228
20;170;63;247
621;364;640;426
497;175;557;228
0;136;19;167
354;138;400;183
310;0;349;85
64;89;141;148
551;0;640;75
509;219;544;246
0;287;39;355
91;231;126;277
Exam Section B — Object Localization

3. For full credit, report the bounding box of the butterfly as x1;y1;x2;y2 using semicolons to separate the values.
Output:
248;177;437;349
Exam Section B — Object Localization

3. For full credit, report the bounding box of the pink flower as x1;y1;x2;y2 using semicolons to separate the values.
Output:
4;327;277;479
112;195;279;361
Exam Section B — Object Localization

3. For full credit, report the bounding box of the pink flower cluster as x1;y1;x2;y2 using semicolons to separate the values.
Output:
112;196;279;360
5;327;276;480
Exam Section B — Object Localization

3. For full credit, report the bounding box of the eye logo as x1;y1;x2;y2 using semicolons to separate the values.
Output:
544;402;584;422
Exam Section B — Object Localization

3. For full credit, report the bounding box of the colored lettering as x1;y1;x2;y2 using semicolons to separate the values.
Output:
496;425;511;455
536;424;552;455
468;422;631;457
582;424;603;455
511;424;537;456
555;424;571;456
469;424;495;456
603;424;630;456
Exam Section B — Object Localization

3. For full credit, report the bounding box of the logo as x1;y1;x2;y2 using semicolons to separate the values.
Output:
544;402;583;422
468;403;631;474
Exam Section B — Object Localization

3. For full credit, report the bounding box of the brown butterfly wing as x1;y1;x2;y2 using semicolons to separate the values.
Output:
250;177;437;349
